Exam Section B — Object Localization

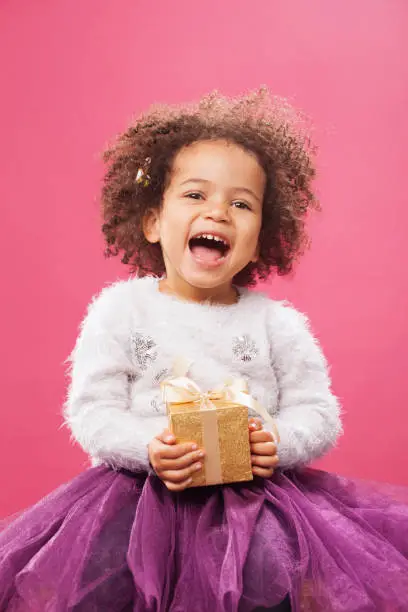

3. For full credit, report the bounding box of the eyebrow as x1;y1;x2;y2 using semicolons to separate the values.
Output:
179;178;262;203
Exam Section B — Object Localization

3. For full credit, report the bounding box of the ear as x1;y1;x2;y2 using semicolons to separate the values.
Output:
143;208;161;244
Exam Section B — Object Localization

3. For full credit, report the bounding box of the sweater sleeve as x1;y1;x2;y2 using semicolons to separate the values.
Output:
64;284;157;471
267;303;342;469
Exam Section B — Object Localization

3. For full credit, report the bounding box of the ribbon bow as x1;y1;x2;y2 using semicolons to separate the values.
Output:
161;374;279;443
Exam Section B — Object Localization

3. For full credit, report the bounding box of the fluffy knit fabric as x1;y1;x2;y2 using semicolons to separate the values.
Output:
64;277;342;471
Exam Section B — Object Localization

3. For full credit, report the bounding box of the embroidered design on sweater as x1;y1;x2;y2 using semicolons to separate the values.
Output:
130;332;158;370
151;398;164;413
153;368;170;385
232;335;259;362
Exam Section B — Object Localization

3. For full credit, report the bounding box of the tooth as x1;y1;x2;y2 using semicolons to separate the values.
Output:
193;233;228;245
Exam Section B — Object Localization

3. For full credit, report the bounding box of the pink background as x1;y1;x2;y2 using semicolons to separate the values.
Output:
1;0;407;516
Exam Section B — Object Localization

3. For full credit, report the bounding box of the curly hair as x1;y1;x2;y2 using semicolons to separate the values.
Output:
101;88;318;287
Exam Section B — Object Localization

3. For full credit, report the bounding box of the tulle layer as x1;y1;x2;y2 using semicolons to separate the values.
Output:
1;466;408;611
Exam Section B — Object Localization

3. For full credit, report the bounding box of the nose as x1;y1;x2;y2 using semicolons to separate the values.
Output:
203;199;230;223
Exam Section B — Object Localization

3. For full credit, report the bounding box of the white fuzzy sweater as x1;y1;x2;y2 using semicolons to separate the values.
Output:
64;277;342;471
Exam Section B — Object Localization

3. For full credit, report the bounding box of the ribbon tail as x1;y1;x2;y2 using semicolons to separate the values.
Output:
252;400;273;424
172;357;193;378
226;387;280;444
251;400;280;443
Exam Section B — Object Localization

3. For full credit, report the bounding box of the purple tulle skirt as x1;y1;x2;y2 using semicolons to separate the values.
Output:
1;466;408;612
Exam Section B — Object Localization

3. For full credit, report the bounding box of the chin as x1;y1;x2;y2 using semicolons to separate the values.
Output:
184;269;242;292
177;259;244;290
185;275;225;290
177;268;221;288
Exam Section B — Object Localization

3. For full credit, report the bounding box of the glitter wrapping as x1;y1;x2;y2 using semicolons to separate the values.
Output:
168;399;253;487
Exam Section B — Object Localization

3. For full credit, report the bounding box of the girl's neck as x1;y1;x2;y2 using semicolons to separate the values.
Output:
158;277;239;305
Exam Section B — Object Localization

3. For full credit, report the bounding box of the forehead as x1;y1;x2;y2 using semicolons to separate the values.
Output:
170;139;266;190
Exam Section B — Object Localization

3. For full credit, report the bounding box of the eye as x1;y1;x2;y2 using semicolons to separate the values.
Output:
232;200;251;211
185;192;204;200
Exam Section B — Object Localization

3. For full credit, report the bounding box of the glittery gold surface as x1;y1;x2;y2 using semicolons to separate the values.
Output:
217;404;253;484
168;400;253;488
169;407;207;487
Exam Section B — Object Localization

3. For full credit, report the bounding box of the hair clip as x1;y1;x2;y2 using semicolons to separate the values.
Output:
136;157;151;187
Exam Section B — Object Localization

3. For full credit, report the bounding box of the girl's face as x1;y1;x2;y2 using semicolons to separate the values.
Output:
144;139;266;303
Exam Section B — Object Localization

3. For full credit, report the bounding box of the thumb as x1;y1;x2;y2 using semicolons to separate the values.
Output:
157;429;176;445
249;417;263;431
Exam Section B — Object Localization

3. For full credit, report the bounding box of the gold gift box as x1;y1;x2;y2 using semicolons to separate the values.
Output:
165;385;253;488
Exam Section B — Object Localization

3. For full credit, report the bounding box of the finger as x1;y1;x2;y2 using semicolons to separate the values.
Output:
156;442;199;461
160;461;203;484
156;429;177;445
150;442;198;468
248;418;263;431
252;466;274;478
250;441;277;456
164;477;194;492
157;450;205;472
250;429;274;444
251;454;280;468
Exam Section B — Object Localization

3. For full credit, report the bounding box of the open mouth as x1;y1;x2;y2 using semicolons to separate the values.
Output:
188;233;231;265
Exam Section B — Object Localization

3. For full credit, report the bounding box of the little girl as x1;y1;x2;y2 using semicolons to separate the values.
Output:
1;89;408;612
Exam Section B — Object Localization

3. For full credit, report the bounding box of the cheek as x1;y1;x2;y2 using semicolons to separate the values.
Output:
239;218;262;247
160;206;191;246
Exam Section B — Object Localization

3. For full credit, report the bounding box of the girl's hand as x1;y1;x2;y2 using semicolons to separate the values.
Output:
148;430;205;492
249;418;279;478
